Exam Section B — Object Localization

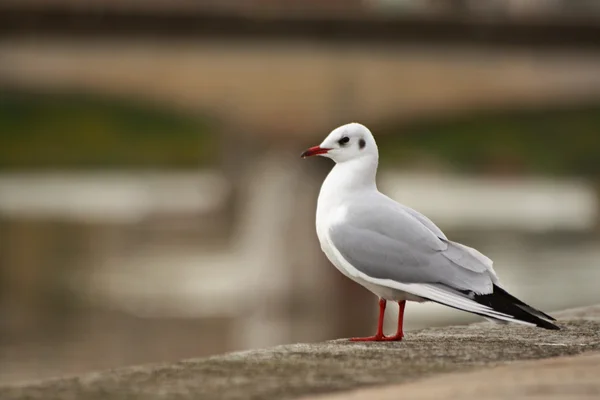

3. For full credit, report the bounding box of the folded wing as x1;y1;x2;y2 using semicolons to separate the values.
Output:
328;196;558;329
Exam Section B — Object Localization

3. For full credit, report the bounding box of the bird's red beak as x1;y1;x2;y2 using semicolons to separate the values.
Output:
301;146;330;158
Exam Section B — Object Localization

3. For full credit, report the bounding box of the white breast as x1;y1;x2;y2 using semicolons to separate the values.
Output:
316;205;354;279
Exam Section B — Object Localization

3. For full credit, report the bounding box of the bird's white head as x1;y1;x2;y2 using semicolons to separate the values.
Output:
301;122;378;164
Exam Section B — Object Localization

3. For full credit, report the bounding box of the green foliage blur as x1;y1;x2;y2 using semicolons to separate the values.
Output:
377;105;600;177
0;90;218;170
1;90;600;177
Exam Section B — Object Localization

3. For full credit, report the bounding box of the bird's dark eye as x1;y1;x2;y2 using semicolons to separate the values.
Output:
359;139;366;149
338;136;350;145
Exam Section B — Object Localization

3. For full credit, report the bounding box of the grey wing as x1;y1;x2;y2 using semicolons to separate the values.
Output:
371;196;498;280
332;199;496;293
443;240;500;283
397;202;447;240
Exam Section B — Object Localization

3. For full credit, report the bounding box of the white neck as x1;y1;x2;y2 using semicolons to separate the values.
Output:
317;155;379;214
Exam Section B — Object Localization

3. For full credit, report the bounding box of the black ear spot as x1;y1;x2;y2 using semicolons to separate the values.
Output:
359;139;366;149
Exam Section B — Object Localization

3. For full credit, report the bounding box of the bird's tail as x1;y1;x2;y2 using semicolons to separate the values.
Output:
470;285;559;330
388;282;559;330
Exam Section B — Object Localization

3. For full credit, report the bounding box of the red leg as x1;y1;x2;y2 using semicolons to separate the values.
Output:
350;298;387;342
380;300;405;341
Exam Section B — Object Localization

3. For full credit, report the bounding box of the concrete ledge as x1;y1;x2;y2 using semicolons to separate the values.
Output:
304;352;600;400
2;305;599;400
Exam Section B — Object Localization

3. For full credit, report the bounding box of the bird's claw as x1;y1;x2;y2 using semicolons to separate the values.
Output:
349;334;403;342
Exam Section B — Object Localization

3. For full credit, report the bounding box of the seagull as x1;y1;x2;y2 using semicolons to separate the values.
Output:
301;122;559;341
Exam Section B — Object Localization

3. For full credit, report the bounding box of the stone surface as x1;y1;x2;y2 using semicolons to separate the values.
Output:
1;305;600;400
302;352;600;400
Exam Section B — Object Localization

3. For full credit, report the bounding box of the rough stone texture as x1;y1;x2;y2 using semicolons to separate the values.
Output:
1;305;599;400
302;352;600;400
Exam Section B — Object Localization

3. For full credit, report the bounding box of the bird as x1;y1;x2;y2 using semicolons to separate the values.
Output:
301;122;559;342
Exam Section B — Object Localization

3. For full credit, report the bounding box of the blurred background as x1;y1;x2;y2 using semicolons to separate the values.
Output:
1;0;600;386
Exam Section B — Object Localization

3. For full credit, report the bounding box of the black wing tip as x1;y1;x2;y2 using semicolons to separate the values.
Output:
536;318;561;330
494;285;557;322
515;304;557;322
537;322;560;331
473;285;560;331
